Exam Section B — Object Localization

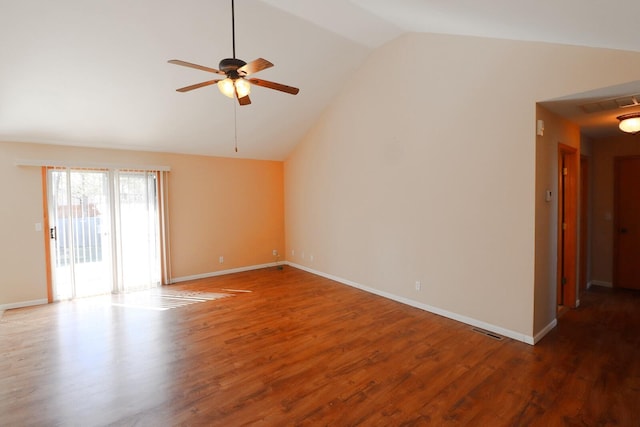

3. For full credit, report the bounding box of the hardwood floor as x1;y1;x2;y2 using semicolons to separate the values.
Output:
1;267;639;426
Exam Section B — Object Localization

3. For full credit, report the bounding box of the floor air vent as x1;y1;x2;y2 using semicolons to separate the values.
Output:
471;327;504;341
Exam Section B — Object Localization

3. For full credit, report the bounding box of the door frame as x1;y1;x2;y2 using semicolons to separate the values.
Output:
41;167;54;303
557;143;578;309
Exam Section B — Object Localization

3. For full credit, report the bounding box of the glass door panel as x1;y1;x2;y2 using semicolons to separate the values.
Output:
117;171;161;292
49;169;73;300
48;169;113;300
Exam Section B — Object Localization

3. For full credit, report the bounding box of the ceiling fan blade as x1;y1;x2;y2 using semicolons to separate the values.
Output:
248;78;299;95
238;95;251;106
168;59;225;75
238;58;274;76
176;80;221;92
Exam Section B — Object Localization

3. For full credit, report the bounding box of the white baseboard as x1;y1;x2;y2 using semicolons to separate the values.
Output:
170;262;281;284
533;319;557;344
589;280;612;288
0;298;48;312
287;262;536;345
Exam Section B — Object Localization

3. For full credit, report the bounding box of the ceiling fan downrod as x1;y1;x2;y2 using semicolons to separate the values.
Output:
231;0;236;59
218;0;245;76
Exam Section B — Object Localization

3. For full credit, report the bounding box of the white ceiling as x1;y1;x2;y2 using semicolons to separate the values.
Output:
2;1;640;160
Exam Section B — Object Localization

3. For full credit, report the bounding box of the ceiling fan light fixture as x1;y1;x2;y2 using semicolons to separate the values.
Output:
617;113;640;134
235;78;251;98
217;78;251;99
217;78;236;98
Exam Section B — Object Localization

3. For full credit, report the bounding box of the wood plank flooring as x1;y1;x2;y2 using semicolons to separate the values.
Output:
1;267;639;426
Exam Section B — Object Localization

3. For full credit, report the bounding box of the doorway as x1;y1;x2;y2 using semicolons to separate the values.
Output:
614;156;640;290
46;168;162;300
557;144;578;309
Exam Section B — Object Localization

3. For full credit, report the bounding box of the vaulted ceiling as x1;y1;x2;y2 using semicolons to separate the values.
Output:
2;0;640;160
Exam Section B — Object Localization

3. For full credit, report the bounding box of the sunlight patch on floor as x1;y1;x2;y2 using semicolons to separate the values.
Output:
110;289;235;311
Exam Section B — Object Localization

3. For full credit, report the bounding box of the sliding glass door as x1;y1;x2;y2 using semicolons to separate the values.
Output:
47;168;161;300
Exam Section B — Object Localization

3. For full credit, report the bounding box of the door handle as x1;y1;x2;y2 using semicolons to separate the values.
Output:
620;227;628;234
50;226;57;240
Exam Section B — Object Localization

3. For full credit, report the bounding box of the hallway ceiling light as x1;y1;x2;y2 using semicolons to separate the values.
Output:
617;112;640;134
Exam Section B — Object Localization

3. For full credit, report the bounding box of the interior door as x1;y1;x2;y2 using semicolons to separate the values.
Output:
614;156;640;290
48;168;113;299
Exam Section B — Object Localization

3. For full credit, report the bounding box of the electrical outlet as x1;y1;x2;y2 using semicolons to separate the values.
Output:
273;249;278;256
291;249;295;256
219;256;224;264
310;254;314;262
415;281;421;291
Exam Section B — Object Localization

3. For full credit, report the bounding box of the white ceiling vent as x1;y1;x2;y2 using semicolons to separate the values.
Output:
581;94;640;114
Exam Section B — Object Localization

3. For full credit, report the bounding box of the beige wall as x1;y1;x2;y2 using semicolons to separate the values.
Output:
168;153;284;278
0;141;284;306
284;32;640;342
590;135;640;286
534;106;580;334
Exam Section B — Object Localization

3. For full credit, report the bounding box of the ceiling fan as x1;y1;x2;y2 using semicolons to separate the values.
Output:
168;0;299;106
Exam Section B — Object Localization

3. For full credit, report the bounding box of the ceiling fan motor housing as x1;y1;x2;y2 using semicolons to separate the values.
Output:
219;58;247;78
